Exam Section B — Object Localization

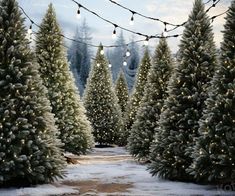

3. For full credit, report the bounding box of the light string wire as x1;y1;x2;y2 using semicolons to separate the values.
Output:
19;0;228;49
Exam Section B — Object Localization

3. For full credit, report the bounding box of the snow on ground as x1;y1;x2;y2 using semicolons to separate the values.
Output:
0;147;234;196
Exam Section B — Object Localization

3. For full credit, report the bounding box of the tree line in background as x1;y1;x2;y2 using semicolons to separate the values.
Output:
0;0;234;189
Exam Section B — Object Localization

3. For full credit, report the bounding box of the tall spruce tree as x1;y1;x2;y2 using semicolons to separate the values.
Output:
188;0;235;184
83;46;123;145
35;4;93;155
0;0;65;186
148;0;217;181
128;38;173;160
122;48;151;145
115;70;129;114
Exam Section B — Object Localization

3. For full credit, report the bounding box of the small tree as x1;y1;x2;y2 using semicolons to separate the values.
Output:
36;4;93;155
148;0;217;181
0;0;65;186
83;46;123;145
188;0;235;184
123;49;152;145
115;70;129;114
128;38;173;160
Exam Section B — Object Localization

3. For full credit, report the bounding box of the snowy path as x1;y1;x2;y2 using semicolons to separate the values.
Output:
0;147;234;196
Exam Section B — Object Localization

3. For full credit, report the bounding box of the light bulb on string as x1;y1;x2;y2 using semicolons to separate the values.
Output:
76;5;81;19
123;61;127;66
27;23;32;35
144;37;149;46
112;25;117;39
108;61;112;68
100;45;104;55
163;31;168;37
126;49;131;57
129;12;135;25
97;63;100;67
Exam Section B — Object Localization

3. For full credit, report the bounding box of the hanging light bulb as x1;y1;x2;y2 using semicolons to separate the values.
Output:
112;25;117;39
163;31;168;37
100;45;104;55
129;12;135;25
126;49;131;57
108;61;112;68
144;37;149;46
76;5;81;19
123;61;127;66
97;63;100;67
27;24;32;35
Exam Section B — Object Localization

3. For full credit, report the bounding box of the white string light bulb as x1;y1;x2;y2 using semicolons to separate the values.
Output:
126;49;131;57
123;61;127;66
129;14;134;25
112;27;117;39
76;6;81;19
144;37;149;46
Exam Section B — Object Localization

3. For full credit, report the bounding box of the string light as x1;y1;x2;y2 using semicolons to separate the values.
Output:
123;61;127;66
27;23;32;35
97;63;100;67
129;11;135;25
126;49;131;57
108;0;221;33
144;37;149;46
76;4;81;19
100;45;105;55
18;1;227;49
112;25;117;39
108;61;112;67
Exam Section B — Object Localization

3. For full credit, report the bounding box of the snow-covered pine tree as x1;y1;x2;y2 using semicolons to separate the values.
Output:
0;0;65;186
148;0;217;181
188;0;235;184
115;70;129;114
122;48;151;145
125;38;140;91
35;4;93;155
109;31;127;81
68;20;92;95
83;46;123;145
128;38;173;160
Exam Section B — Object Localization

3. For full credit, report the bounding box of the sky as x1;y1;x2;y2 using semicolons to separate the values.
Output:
18;0;231;53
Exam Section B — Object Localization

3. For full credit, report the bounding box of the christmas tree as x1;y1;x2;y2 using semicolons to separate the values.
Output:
0;0;65;186
123;48;152;145
188;0;235;184
148;0;217;181
35;4;93;155
83;46;123;145
128;38;173;160
115;70;129;114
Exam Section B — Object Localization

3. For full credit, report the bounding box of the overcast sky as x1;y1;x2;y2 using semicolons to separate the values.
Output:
18;0;231;53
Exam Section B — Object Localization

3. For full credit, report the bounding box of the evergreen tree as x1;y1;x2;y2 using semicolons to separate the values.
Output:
122;49;152;145
68;20;92;95
115;70;129;114
188;0;235;184
125;38;140;91
109;31;127;81
83;46;123;145
0;0;65;186
36;4;93;155
148;0;217;181
128;38;173;160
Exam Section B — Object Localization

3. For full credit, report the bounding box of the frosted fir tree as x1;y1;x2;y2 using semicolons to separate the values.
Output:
0;0;65;186
125;38;140;91
35;4;93;155
115;70;129;114
128;38;173;160
148;0;217;181
188;0;235;184
83;46;123;145
122;49;152;145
